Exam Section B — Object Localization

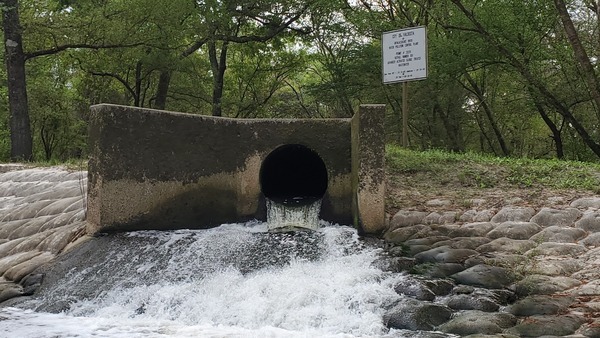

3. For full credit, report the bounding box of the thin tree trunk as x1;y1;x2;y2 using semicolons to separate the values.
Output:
434;103;463;152
554;0;600;116
151;39;209;110
134;60;142;107
463;72;510;156
153;70;171;110
527;86;564;159
450;0;600;158
2;0;32;161
208;40;229;117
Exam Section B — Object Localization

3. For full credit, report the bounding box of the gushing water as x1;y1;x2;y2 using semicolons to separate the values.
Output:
0;221;413;337
266;198;322;231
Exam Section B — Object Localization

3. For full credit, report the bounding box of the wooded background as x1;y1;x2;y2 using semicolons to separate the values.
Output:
1;0;599;163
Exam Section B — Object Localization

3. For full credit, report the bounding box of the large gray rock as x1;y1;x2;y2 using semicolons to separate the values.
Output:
506;314;585;337
0;279;23;302
445;293;500;312
384;225;430;244
0;251;42;275
451;264;514;289
414;246;479;264
453;222;495;237
444;285;515;312
575;211;600;232
416;263;466;278
423;279;455;296
384;298;452;331
506;295;575;316
423;211;457;224
438;311;517;336
459;209;478;223
2;200;55;222
476;237;537;254
529;225;587;243
0;219;29;239
474;209;496;222
581;232;600;246
432;237;491;250
525;242;587;257
389;210;430;230
571;197;600;209
580;319;600;338
570;279;600;296
525;257;583;276
530;207;582;228
491;206;536;223
486;221;542;240
393;276;436;301
515;275;581;297
3;251;54;282
373;256;416;273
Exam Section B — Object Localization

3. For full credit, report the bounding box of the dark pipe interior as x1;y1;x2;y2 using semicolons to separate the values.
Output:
260;144;328;206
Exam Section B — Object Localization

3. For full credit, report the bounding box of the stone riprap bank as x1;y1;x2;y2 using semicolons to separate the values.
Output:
87;104;385;234
381;199;600;336
0;167;87;302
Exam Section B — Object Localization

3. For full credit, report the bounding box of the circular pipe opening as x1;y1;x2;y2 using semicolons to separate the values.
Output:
260;144;328;205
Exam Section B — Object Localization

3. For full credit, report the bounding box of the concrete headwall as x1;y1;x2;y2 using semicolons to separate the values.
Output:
87;104;385;234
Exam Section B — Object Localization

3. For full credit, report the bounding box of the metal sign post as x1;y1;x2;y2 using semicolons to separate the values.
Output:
382;26;428;147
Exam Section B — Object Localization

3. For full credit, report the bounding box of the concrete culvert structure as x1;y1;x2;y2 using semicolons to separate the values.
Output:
260;144;328;206
87;104;386;234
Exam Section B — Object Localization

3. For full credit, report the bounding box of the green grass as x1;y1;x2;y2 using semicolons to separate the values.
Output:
386;145;600;192
28;158;88;171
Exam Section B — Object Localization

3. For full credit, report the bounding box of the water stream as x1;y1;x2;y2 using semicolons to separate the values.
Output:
0;219;429;338
266;198;322;231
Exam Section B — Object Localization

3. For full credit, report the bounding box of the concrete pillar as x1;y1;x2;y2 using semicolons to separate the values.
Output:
351;105;386;234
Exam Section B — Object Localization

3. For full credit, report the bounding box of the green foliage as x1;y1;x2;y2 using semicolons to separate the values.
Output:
26;55;87;161
387;145;600;191
2;0;600;163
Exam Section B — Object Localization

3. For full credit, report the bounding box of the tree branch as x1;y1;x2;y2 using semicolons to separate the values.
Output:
24;42;147;60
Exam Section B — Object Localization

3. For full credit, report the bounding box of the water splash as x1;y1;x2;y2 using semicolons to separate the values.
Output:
0;223;412;337
266;198;322;231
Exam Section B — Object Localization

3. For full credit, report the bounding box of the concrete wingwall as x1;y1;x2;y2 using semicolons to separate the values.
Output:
87;104;386;234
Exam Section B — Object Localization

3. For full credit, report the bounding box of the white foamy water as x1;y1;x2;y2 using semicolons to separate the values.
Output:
0;222;417;338
267;199;322;231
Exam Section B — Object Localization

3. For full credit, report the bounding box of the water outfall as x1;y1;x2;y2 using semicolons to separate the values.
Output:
260;144;328;206
261;144;327;231
87;104;385;235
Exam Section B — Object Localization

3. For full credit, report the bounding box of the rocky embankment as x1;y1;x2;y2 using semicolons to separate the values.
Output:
381;198;600;337
0;165;88;302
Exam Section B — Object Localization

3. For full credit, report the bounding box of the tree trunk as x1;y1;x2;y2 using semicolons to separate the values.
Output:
2;0;32;161
463;72;510;156
554;0;600;116
527;86;564;159
434;103;463;152
134;60;143;107
208;40;229;117
450;0;600;158
153;70;171;110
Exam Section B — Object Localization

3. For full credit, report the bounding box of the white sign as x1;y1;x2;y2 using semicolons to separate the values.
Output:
382;26;428;84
